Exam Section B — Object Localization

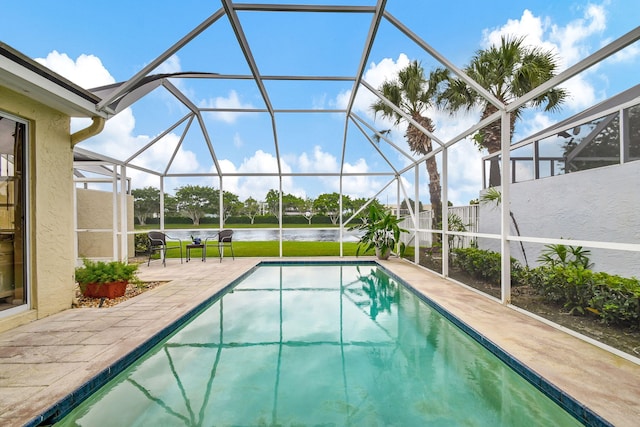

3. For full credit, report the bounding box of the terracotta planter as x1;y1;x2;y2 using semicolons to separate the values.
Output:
82;281;128;299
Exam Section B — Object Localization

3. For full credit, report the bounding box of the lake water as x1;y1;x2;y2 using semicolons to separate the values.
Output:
165;228;362;242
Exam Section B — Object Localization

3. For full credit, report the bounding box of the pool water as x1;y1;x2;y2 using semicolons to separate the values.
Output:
56;264;582;426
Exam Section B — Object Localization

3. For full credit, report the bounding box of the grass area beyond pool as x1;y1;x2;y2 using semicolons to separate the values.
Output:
146;241;368;259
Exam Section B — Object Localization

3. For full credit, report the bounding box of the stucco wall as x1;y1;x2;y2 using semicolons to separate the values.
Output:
76;188;134;259
478;161;640;278
0;86;75;328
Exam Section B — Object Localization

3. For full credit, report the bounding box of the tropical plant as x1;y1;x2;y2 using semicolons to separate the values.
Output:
537;243;593;269
432;35;567;187
445;212;468;249
349;204;407;259
371;60;442;232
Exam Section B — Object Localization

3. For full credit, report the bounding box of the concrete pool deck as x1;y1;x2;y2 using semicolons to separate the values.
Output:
0;257;638;426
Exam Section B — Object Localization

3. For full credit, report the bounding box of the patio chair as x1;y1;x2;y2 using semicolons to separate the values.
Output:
147;231;183;267
205;229;234;262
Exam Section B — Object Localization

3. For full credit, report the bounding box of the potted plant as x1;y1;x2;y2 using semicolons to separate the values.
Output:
75;258;139;299
350;204;407;260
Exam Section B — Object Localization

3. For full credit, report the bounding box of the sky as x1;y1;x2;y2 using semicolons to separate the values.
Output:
1;0;638;206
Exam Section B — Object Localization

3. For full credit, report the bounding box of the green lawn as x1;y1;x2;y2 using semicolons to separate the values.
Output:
147;241;374;259
135;223;341;230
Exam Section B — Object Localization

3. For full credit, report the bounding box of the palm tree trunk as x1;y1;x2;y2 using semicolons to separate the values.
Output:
479;105;517;187
407;117;442;234
425;158;442;231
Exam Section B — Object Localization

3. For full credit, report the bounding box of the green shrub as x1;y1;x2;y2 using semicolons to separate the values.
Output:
453;247;640;326
527;265;640;326
134;233;149;255
451;248;522;286
589;273;640;326
75;259;139;293
511;264;546;288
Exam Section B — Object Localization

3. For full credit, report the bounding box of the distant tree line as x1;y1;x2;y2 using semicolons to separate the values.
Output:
132;185;395;226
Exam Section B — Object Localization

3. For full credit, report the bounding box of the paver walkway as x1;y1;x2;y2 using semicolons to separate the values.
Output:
0;257;638;426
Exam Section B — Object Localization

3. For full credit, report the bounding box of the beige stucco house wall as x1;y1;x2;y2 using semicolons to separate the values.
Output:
0;43;108;333
76;188;135;260
0;86;75;331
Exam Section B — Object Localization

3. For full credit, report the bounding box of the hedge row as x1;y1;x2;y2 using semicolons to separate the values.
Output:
451;248;640;327
451;247;523;286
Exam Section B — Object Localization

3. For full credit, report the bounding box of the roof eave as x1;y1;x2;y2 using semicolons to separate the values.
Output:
0;43;107;118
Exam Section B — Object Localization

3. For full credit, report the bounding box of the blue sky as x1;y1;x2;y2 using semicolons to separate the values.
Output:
2;1;638;205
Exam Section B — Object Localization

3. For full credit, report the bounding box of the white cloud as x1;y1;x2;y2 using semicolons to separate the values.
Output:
233;150;295;200
298;146;339;172
153;55;182;74
233;133;244;148
199;90;254;123
549;3;607;67
603;38;640;64
35;50;204;191
479;3;611;113
482;10;554;52
335;53;411;122
35;51;115;89
514;112;556;142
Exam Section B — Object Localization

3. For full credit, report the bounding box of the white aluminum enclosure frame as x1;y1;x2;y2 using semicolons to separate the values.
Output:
73;2;640;305
73;149;131;263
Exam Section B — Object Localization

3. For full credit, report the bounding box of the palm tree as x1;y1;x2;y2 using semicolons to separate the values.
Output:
432;36;567;187
371;60;442;231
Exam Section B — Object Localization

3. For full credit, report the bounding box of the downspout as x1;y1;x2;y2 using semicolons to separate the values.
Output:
70;116;105;146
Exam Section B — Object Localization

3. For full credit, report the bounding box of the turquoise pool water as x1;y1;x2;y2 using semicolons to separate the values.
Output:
55;264;583;426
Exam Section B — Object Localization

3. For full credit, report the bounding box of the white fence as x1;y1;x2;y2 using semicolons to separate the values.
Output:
399;205;479;249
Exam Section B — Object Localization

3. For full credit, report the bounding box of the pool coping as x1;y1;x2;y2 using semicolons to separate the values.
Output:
25;265;261;427
22;259;626;426
382;266;612;427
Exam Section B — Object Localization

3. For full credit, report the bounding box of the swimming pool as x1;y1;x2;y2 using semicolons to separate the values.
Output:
53;263;587;426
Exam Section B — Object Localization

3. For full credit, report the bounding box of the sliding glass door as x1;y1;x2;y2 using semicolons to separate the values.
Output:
0;112;26;314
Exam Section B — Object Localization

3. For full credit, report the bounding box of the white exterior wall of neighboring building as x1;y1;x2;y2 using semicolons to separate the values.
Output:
478;160;640;278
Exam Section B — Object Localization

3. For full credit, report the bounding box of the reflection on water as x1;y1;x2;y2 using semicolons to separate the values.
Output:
166;228;362;242
356;266;399;320
56;265;582;427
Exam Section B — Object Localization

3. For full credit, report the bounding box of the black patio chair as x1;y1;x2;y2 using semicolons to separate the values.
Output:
205;229;234;262
147;231;183;267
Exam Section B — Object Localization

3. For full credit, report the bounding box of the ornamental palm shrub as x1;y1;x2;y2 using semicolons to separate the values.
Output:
537;243;593;269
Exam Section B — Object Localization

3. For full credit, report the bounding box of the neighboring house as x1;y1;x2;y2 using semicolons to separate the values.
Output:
478;85;640;277
0;43;108;332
